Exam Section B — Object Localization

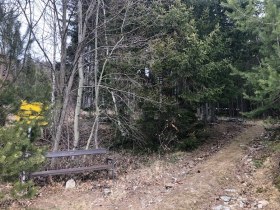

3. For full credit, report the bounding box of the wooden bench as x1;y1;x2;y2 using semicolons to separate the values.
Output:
29;148;115;179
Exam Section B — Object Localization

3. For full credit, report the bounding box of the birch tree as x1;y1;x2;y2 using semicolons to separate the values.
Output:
16;0;176;151
15;0;92;151
73;0;95;149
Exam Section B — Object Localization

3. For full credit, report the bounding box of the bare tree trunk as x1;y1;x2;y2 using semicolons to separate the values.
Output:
52;0;68;154
73;0;84;149
53;0;96;153
101;0;109;56
111;91;126;136
85;117;97;150
53;71;75;152
159;76;163;108
51;4;57;141
59;0;67;95
202;103;208;123
94;0;101;149
209;103;216;122
85;0;125;149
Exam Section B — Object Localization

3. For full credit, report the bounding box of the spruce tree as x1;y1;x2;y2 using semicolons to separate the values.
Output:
225;0;280;118
137;1;231;150
0;120;45;197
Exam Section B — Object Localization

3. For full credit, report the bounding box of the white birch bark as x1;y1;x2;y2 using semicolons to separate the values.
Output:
111;91;126;136
59;0;67;95
94;0;101;149
53;0;96;152
73;0;84;149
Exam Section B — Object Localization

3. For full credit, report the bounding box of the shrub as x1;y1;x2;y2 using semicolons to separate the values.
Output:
0;122;45;198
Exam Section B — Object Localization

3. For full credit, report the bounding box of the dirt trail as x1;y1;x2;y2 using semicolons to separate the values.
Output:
28;122;280;210
152;122;279;210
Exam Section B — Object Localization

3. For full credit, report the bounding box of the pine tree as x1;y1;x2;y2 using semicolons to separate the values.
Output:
136;1;231;150
225;0;280;118
0;121;45;197
0;1;24;126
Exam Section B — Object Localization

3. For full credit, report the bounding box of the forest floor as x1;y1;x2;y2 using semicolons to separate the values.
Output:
4;120;280;210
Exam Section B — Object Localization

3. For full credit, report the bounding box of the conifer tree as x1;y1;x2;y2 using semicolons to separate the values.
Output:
0;120;45;197
225;0;280;117
137;1;231;150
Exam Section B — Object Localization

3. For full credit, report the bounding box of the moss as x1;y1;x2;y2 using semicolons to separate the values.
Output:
253;159;264;168
256;187;267;193
269;141;280;152
274;174;280;191
11;181;37;198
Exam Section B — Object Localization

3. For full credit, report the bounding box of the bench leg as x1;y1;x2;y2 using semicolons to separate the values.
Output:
107;168;115;180
106;158;115;180
47;175;54;185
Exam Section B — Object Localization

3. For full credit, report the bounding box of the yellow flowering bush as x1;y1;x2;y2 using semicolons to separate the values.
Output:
15;100;48;126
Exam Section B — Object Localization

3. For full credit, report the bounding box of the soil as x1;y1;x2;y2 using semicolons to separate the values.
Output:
4;120;280;210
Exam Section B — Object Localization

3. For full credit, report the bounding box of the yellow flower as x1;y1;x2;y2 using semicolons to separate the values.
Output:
16;101;48;126
19;110;32;116
20;100;43;113
38;121;48;126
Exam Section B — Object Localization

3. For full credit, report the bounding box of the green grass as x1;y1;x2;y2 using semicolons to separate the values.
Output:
253;159;265;168
274;174;280;191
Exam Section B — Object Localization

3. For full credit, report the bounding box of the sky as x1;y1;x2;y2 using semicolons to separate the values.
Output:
17;0;60;62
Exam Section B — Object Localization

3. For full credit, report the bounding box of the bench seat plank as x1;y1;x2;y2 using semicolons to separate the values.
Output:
31;164;112;177
45;148;107;158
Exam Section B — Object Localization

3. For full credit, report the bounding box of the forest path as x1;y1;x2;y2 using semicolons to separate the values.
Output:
28;121;280;210
151;122;280;210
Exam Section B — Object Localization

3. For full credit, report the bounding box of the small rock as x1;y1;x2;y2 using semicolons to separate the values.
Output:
238;197;251;208
242;182;247;186
246;158;252;163
258;200;269;209
212;205;230;210
252;201;258;206
165;183;174;189
65;179;76;189
239;201;244;208
103;188;111;196
220;195;231;202
188;160;195;168
258;200;269;205
171;177;177;183
225;189;237;193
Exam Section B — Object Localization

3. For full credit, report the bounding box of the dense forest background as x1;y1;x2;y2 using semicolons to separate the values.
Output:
0;0;279;196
